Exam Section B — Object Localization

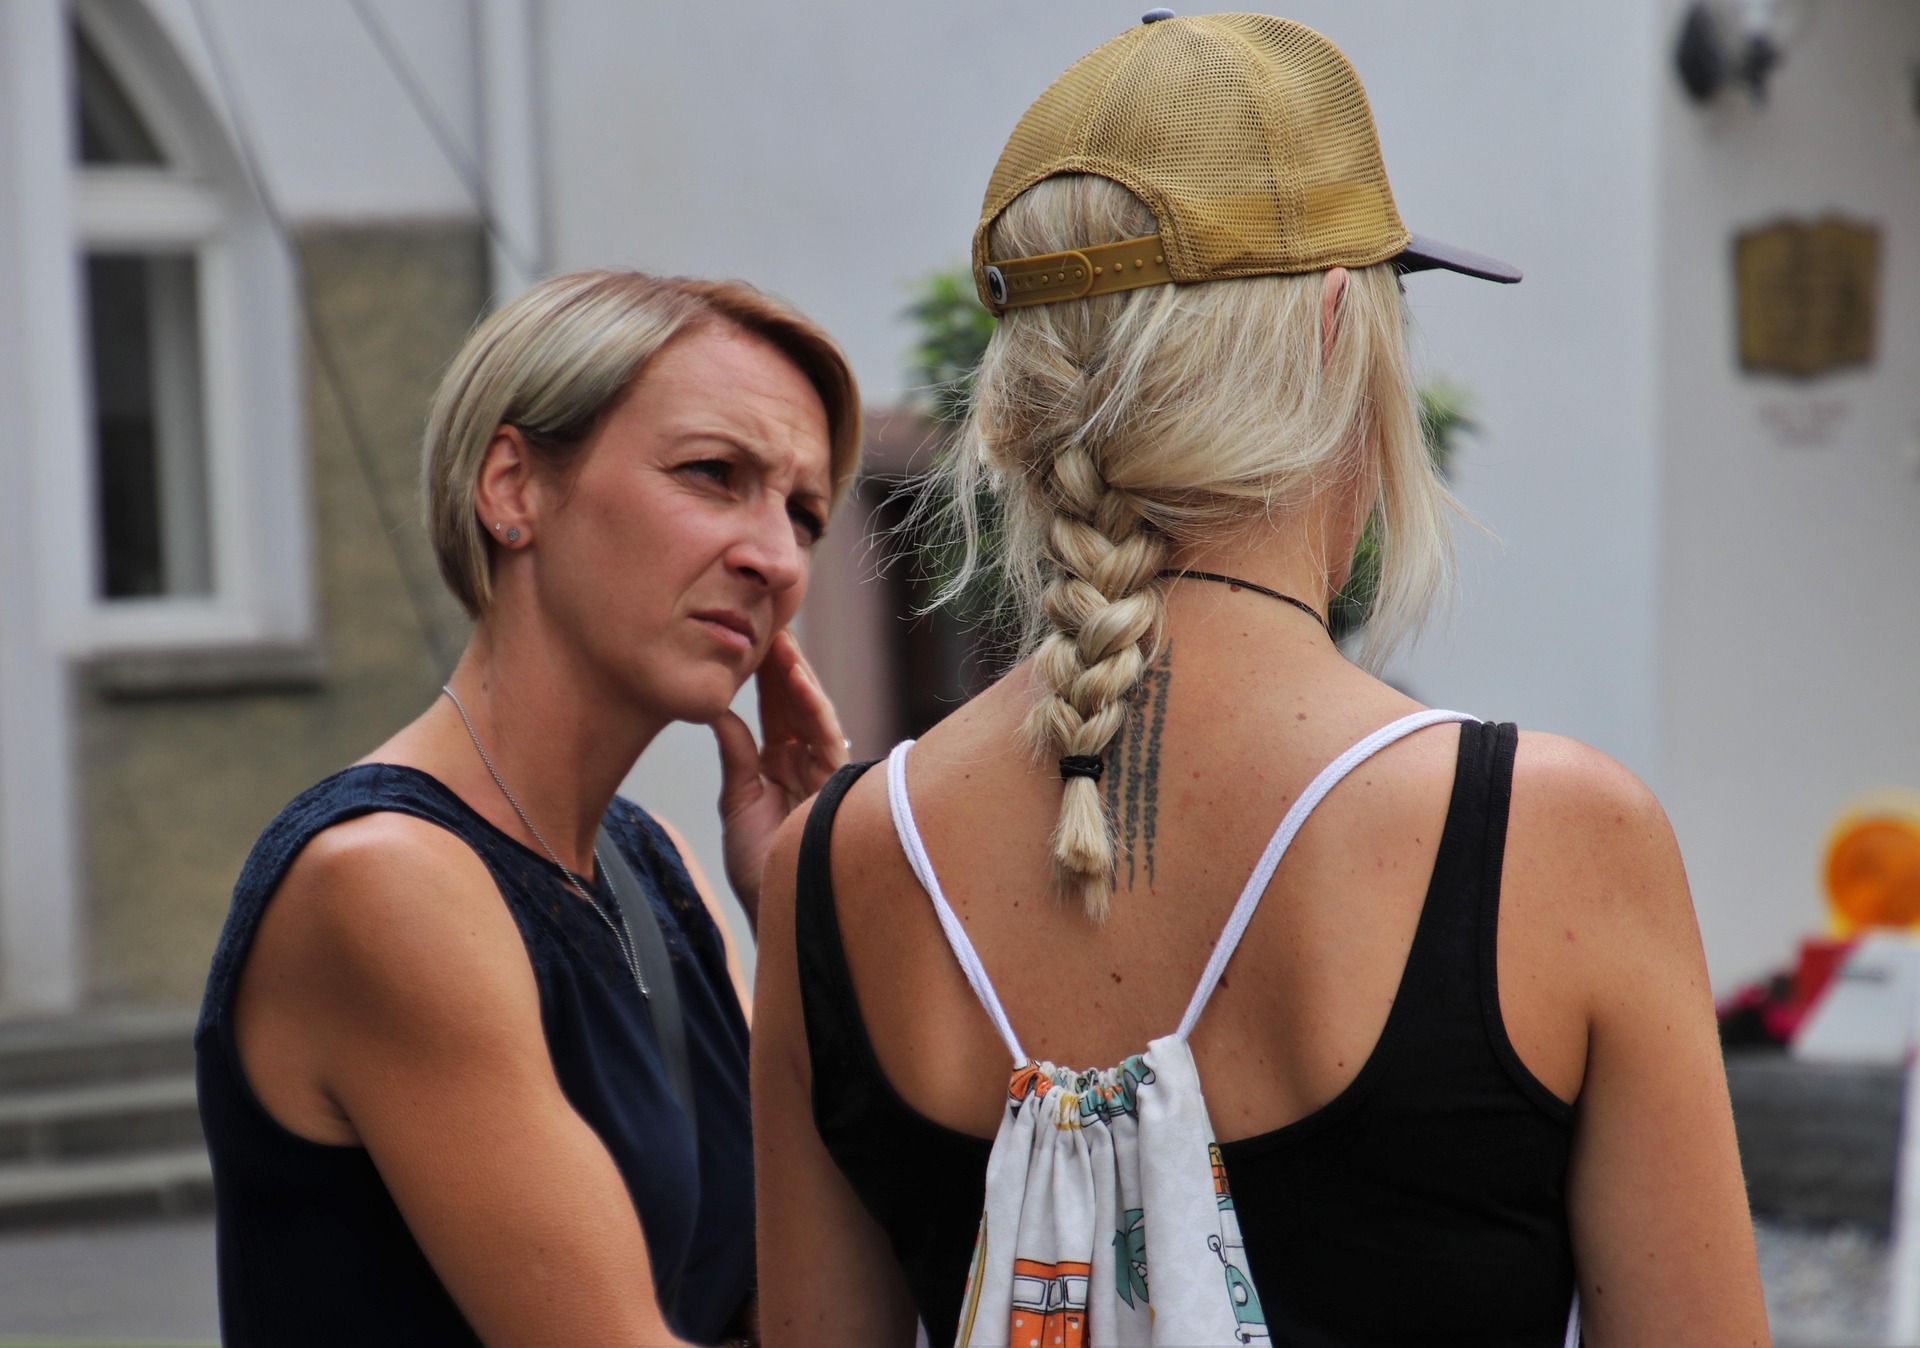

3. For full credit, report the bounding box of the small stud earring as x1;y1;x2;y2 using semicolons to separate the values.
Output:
506;527;521;543
493;523;503;531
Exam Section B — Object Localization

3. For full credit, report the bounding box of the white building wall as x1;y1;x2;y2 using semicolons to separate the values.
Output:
142;0;478;223
1307;2;1666;787
1658;0;1920;987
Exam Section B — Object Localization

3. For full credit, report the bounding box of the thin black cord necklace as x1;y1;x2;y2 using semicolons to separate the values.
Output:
1157;569;1330;634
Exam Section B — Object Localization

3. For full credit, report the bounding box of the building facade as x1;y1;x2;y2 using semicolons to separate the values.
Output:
0;0;1916;1011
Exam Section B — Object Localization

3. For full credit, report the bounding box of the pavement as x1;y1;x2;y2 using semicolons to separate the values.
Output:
0;1215;215;1346
0;1212;1892;1346
1758;1219;1890;1347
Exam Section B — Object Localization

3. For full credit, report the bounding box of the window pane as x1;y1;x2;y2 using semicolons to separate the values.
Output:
86;253;213;599
74;24;163;167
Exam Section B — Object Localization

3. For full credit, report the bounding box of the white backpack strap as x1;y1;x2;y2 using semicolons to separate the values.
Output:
886;741;1028;1065
1174;709;1478;1040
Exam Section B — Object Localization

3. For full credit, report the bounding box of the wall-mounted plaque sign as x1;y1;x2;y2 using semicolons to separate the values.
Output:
1735;216;1881;378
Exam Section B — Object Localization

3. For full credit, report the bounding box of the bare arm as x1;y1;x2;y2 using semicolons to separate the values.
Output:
1512;735;1770;1347
752;803;920;1347
711;629;851;932
240;813;692;1347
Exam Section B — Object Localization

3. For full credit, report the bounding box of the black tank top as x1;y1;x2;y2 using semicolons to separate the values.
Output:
196;764;755;1347
797;719;1576;1348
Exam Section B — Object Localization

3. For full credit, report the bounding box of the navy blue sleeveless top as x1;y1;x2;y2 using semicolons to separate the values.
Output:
195;764;754;1347
798;720;1577;1348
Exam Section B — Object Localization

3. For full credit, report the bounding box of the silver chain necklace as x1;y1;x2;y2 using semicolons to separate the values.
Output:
441;684;647;995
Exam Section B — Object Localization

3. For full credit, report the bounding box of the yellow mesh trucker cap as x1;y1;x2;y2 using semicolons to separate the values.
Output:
973;10;1521;313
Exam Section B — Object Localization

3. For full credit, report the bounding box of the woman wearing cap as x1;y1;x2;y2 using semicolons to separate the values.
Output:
196;271;859;1346
753;14;1766;1348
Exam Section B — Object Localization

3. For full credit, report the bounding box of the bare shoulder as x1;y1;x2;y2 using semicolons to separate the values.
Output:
750;794;821;1091
236;808;545;1142
757;765;909;974
1506;730;1700;966
260;810;537;1041
762;796;814;915
1512;729;1663;816
1510;732;1681;871
276;811;505;944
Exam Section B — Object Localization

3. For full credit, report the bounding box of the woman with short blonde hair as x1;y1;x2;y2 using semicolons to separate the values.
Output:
199;269;858;1346
754;15;1767;1347
423;271;862;618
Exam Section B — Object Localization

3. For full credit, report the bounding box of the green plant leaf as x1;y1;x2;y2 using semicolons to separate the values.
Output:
903;266;997;425
1329;378;1477;644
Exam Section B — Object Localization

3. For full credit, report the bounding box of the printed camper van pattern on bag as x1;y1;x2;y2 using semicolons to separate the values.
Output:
951;1042;1271;1348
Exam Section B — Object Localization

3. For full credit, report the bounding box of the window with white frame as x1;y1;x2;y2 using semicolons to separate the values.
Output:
60;0;309;657
76;24;212;600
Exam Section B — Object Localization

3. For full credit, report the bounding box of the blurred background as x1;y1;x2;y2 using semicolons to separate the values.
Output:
0;0;1915;1342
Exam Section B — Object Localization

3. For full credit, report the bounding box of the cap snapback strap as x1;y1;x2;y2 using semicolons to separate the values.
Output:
983;234;1171;310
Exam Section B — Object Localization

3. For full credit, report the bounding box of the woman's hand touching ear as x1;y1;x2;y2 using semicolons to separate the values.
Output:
710;630;849;926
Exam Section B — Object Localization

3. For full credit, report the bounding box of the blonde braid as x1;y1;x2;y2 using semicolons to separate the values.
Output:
1023;441;1168;920
941;175;1455;921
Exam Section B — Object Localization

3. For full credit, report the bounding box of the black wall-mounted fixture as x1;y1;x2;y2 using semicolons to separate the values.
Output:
1676;0;1785;104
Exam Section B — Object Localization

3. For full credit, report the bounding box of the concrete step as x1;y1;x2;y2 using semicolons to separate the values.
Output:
0;1145;212;1229
0;1012;209;1229
1725;1052;1902;1233
0;1009;196;1092
0;1075;201;1163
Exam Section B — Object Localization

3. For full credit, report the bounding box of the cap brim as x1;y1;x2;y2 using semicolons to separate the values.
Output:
1395;233;1522;284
